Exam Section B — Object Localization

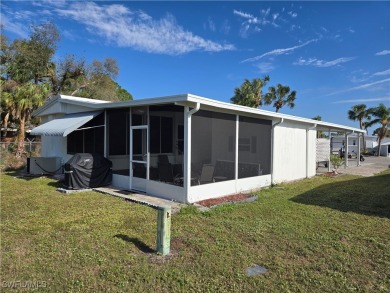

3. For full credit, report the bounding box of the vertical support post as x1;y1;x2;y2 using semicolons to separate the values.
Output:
357;133;361;166
328;129;331;172
184;106;190;200
344;132;348;169
235;115;239;181
104;110;107;157
156;206;171;256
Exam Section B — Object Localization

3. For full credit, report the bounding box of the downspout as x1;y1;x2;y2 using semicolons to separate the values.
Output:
184;102;200;203
271;118;284;185
306;124;317;178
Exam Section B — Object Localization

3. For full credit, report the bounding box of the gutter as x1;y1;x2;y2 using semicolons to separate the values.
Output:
271;118;284;185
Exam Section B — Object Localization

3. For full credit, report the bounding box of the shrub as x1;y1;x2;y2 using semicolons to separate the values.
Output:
330;154;344;173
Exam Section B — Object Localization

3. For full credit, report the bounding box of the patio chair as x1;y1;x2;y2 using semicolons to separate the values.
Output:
158;162;175;184
198;164;215;184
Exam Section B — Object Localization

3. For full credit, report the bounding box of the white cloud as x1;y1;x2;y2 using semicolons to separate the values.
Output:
288;11;298;18
255;62;275;74
54;2;234;55
207;17;216;32
242;39;317;63
220;20;231;35
233;7;295;37
376;50;390;56
333;97;390;104
233;10;254;19
373;69;390;76
0;13;28;38
294;56;355;67
327;78;390;96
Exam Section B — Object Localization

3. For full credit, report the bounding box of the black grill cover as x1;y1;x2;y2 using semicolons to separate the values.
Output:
64;153;112;189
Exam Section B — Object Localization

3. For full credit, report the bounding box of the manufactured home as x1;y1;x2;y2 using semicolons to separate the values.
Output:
31;94;364;203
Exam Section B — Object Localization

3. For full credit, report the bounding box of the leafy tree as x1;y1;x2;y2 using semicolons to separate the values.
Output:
347;104;372;152
372;128;390;137
369;104;390;156
1;23;59;156
51;55;132;101
264;83;296;112
231;76;270;108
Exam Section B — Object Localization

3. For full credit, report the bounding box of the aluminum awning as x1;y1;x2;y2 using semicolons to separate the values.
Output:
30;111;103;137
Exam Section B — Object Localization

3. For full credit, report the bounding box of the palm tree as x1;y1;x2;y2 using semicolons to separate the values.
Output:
0;80;17;138
13;83;48;157
264;84;296;112
231;76;270;108
347;104;371;152
369;104;390;156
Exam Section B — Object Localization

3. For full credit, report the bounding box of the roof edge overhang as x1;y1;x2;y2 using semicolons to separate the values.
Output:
32;93;364;134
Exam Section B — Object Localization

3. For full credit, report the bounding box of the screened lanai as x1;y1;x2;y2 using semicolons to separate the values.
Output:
104;103;273;202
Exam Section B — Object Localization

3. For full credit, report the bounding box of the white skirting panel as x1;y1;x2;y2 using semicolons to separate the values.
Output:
188;175;271;203
112;175;271;204
112;174;130;190
146;180;186;203
189;180;237;203
236;174;271;193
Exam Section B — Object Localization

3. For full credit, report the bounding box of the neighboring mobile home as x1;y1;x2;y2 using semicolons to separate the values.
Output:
31;94;364;203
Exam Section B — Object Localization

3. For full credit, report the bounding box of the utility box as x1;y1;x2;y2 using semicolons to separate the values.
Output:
27;157;63;175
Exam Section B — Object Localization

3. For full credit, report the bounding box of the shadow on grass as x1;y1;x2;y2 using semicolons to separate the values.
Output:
114;234;155;253
291;173;390;218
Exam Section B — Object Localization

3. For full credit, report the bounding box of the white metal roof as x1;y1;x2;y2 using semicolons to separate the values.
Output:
30;111;102;136
33;94;365;134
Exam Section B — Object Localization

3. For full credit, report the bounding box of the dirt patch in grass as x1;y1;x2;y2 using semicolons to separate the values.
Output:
323;171;343;177
196;193;255;207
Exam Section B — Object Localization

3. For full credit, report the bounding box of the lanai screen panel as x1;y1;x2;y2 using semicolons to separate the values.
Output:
149;105;184;185
238;116;272;178
67;113;104;155
191;110;236;185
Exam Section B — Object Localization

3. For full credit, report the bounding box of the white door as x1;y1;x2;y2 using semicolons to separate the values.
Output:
130;126;149;192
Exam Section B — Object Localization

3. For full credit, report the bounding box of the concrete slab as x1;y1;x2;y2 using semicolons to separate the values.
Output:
93;186;186;214
317;156;390;177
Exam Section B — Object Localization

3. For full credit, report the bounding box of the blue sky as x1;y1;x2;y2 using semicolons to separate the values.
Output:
2;1;390;132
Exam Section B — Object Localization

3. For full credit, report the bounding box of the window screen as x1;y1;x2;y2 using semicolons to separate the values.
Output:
191;110;236;185
67;113;104;155
150;116;173;154
108;109;129;155
238;116;271;178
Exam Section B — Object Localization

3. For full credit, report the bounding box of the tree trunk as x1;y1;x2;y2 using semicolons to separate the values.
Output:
15;115;26;158
1;112;10;139
377;125;386;157
362;133;366;153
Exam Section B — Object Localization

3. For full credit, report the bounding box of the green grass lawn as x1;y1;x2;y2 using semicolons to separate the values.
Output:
1;171;389;292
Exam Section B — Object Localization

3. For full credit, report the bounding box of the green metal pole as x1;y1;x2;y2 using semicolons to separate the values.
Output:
156;206;171;256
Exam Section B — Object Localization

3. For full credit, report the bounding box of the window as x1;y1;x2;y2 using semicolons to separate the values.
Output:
150;116;173;154
177;124;184;154
108;109;129;155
